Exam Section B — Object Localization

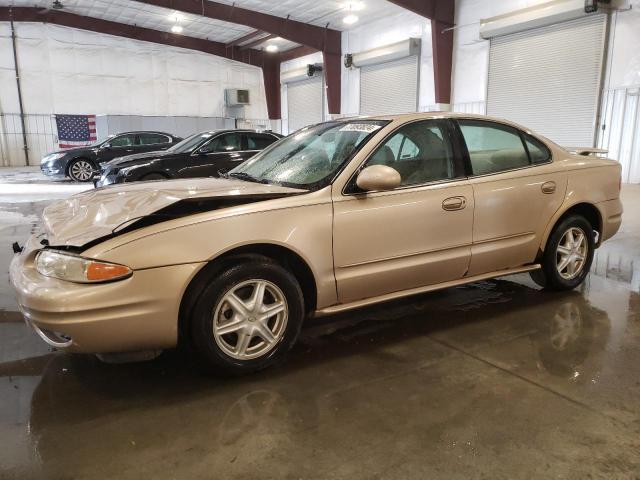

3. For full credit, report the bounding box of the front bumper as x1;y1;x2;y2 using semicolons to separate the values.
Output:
40;160;66;178
597;198;623;243
9;236;203;353
94;167;123;188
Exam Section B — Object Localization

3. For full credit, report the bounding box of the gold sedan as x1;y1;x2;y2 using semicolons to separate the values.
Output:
10;113;623;375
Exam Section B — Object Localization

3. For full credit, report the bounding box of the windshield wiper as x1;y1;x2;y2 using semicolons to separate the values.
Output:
229;172;268;184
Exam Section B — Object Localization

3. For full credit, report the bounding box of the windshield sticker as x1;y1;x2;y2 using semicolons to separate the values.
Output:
339;124;382;133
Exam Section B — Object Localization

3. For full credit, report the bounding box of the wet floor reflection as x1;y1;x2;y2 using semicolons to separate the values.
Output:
1;278;638;478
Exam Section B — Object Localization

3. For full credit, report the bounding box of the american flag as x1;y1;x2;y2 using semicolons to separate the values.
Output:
55;114;97;149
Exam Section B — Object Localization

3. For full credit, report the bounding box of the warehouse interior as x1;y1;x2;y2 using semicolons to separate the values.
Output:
1;0;640;478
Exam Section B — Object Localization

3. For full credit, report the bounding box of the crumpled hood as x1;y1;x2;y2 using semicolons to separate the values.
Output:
105;150;172;167
41;177;305;247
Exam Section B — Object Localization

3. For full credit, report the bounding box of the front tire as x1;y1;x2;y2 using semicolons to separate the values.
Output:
188;257;304;376
141;172;168;181
531;215;595;291
67;158;96;182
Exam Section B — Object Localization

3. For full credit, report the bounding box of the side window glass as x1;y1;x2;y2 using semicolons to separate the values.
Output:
110;135;135;147
365;121;455;187
458;121;530;175
200;133;241;153
524;135;551;164
140;134;170;145
248;134;278;150
215;133;241;152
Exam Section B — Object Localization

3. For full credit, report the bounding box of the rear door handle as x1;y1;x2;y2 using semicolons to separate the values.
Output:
442;196;466;211
541;181;556;194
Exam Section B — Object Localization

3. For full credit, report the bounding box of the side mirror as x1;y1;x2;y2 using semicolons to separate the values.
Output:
356;165;401;192
102;143;112;150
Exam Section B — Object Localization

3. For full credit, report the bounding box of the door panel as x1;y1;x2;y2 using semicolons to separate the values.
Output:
468;168;567;275
332;182;474;303
455;118;568;275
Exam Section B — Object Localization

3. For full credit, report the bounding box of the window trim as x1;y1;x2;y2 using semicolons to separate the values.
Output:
453;118;553;179
342;118;465;196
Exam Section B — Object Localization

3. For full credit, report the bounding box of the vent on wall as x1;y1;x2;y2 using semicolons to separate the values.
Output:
225;89;250;106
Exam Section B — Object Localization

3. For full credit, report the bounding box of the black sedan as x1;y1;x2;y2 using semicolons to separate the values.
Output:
40;131;182;182
94;129;282;187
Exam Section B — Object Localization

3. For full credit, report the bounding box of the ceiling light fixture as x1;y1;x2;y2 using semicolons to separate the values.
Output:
265;44;279;52
342;1;365;11
168;12;186;22
343;13;359;25
171;24;183;33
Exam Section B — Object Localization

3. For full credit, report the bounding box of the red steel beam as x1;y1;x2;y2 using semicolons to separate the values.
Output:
225;29;265;47
262;59;281;120
240;33;276;50
431;20;454;105
132;0;341;54
386;0;454;25
279;45;317;63
387;0;454;105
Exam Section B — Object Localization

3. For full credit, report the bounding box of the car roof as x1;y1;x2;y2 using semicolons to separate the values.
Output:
112;131;179;136
198;129;280;135
334;112;546;137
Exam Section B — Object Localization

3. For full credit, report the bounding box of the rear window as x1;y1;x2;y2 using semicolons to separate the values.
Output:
524;134;551;164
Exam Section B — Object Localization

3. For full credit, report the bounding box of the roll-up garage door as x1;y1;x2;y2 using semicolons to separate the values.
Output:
487;14;607;147
360;55;418;116
287;76;323;133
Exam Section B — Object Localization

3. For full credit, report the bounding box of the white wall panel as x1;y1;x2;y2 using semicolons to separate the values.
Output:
0;22;269;120
341;10;433;116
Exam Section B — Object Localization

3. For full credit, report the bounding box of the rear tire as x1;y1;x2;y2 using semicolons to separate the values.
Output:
141;173;167;181
188;256;304;376
530;215;595;291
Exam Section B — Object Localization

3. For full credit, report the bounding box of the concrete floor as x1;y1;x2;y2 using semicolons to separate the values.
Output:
1;167;639;479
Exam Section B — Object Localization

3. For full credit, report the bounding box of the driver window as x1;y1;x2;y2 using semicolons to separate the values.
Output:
110;134;135;147
200;133;242;153
366;121;454;187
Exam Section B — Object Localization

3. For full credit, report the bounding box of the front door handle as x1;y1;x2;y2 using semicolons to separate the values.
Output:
541;181;556;194
442;196;466;211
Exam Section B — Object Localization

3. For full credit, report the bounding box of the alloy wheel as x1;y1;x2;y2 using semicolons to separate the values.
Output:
69;160;94;182
212;279;288;360
556;227;588;280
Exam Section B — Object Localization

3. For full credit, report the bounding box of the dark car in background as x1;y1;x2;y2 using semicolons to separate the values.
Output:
94;129;282;187
40;131;182;182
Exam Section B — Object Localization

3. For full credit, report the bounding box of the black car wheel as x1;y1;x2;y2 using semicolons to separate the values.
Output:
67;158;96;182
530;215;595;291
141;173;168;181
188;256;304;376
